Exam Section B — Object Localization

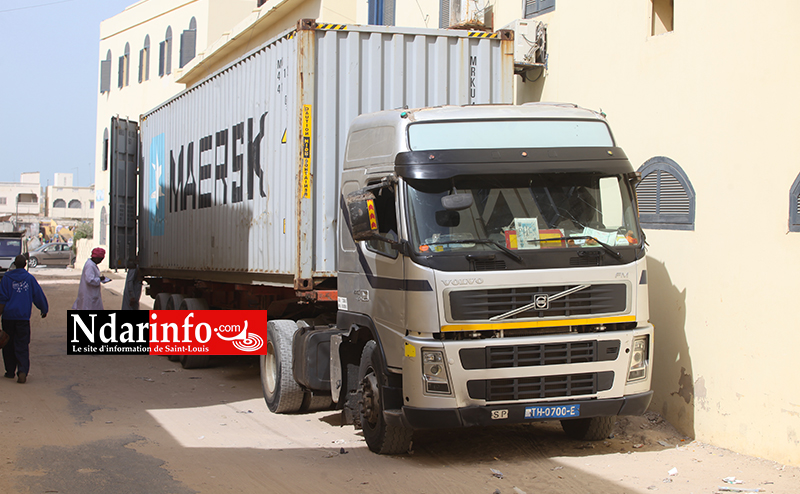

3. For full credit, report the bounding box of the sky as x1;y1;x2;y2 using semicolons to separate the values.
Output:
0;0;135;188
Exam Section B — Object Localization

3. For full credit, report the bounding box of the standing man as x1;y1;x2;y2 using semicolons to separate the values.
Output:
0;255;48;384
72;247;108;310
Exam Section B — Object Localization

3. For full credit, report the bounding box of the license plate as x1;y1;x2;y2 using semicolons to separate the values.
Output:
524;404;580;419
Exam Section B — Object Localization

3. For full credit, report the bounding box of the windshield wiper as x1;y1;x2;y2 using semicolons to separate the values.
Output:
426;239;524;263
565;235;623;261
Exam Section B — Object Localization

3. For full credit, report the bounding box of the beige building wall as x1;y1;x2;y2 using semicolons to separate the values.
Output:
508;0;800;466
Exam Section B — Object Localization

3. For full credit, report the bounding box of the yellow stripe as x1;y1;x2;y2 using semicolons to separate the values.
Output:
441;315;636;332
317;23;347;30
468;32;498;38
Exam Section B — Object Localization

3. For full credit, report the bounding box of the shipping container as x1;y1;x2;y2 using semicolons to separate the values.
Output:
128;21;513;287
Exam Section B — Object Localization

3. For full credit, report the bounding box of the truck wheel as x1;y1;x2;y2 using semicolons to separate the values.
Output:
358;340;413;454
301;392;334;412
153;293;170;310
177;298;211;369
261;320;304;413
166;293;185;310
154;293;180;361
561;416;615;441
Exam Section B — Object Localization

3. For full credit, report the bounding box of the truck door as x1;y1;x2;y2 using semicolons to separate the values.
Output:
109;117;138;269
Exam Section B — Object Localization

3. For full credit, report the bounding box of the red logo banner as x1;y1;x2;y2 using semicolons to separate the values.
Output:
148;310;268;355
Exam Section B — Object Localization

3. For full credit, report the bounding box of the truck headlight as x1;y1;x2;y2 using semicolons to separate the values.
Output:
422;350;451;394
627;336;649;382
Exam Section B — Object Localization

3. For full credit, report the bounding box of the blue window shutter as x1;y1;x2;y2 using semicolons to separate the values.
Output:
159;41;165;77
166;38;172;75
790;173;800;232
636;157;696;231
384;0;396;26
138;49;144;83
180;29;196;68
100;59;111;93
440;0;450;28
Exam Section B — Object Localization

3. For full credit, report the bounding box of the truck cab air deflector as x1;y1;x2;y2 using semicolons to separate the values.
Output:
394;147;633;180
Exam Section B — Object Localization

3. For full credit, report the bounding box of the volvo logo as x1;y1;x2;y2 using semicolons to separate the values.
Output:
441;278;484;286
533;293;549;310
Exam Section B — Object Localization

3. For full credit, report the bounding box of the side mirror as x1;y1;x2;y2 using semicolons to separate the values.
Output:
441;193;473;211
345;188;379;242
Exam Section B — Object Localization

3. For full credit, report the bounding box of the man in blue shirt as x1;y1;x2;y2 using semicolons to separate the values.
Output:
0;255;48;384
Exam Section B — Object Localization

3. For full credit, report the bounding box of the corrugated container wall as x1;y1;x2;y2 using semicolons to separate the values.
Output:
139;23;513;287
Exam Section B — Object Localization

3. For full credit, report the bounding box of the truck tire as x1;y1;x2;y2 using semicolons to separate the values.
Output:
154;294;181;361
261;320;304;413
561;416;615;441
301;392;334;412
153;293;170;310
177;298;211;369
166;293;185;310
358;340;413;454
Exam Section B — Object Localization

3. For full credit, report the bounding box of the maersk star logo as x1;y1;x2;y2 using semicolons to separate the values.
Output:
149;133;166;236
151;155;164;203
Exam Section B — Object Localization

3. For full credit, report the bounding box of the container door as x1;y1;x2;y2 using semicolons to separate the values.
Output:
109;117;139;269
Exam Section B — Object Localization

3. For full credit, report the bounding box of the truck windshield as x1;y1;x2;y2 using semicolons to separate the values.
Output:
0;239;22;258
405;173;640;259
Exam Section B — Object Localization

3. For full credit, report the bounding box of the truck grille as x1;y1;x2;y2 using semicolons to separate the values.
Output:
467;371;614;402
449;284;626;321
459;340;620;370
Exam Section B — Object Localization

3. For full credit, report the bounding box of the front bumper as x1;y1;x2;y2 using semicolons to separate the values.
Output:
387;390;653;430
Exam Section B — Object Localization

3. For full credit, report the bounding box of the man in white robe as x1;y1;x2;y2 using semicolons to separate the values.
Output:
72;248;108;310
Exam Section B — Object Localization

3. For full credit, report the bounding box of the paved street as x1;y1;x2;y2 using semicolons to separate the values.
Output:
0;268;797;494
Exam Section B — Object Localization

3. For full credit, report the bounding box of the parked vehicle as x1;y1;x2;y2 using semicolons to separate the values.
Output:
0;232;27;279
110;21;652;454
28;242;74;268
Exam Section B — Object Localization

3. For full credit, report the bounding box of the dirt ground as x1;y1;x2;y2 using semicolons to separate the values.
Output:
0;268;797;493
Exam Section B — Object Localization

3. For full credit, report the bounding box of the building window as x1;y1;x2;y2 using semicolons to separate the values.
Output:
90;200;95;209
0;197;6;205
636;157;695;231
139;35;150;83
159;26;173;77
100;50;112;93
369;0;395;26
524;0;555;18
790;173;800;232
68;199;82;209
119;42;130;88
103;128;109;172
651;0;674;35
53;199;67;208
180;17;197;68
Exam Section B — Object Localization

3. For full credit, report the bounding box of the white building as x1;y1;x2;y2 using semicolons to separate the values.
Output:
0;172;42;233
45;172;95;222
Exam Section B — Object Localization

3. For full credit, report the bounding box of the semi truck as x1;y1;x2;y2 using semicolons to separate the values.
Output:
109;21;653;454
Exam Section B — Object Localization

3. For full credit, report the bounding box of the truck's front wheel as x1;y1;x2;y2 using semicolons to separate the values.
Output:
561;416;615;441
261;320;304;413
358;341;413;454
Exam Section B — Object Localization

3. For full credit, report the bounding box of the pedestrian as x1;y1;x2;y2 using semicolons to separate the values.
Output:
121;261;143;310
72;247;109;310
0;255;48;384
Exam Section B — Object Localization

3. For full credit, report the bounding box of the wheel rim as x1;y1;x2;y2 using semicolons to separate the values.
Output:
360;369;380;427
264;340;277;395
